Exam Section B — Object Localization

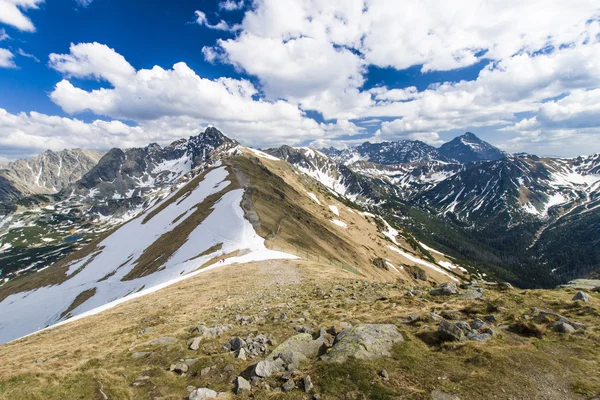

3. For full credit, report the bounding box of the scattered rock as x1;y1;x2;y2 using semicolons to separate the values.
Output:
267;333;324;361
200;367;211;376
254;360;282;378
139;327;153;335
184;358;198;366
471;318;485;330
484;315;497;323
321;324;404;363
229;337;246;351
554;321;576;333
189;388;218;400
463;288;484;299
150;337;177;346
430;282;459;296
438;320;470;342
282;379;296;392
573;291;591;303
169;362;188;374
467;332;492;342
191;324;232;337
498;282;514;290
379;369;389;381
236;347;247;360
188;337;203;351
235;376;251;394
303;375;314;393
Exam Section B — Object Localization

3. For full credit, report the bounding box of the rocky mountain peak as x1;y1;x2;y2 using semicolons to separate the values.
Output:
439;132;506;163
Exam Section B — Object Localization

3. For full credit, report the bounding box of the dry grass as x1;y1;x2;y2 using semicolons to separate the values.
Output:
0;260;598;399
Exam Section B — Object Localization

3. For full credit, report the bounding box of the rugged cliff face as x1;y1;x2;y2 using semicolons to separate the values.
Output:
0;149;105;203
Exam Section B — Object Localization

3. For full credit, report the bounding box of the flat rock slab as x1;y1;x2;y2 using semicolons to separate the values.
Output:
321;324;404;363
267;333;324;360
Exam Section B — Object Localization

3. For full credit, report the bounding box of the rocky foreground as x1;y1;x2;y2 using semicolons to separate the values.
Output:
0;260;598;399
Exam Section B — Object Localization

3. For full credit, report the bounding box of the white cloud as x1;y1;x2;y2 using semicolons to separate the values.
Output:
219;0;244;11
0;28;9;41
17;48;39;62
47;42;342;148
194;10;239;32
0;48;16;68
0;0;44;32
49;42;136;87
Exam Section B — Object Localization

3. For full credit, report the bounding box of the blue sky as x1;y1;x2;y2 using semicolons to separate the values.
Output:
0;0;600;160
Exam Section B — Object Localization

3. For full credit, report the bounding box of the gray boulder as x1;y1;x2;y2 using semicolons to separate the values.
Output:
254;360;284;378
321;324;404;363
131;351;151;359
235;376;251;394
267;333;324;361
430;282;459;296
189;388;218;400
188;336;203;351
573;291;591;303
303;375;314;393
438;320;470;342
554;321;576;333
170;362;188;374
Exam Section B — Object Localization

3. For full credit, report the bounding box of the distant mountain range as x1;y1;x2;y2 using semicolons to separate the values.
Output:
322;132;507;165
1;130;599;292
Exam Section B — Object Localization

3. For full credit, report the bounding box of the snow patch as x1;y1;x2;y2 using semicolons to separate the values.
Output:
328;205;339;216
387;245;459;282
330;219;348;228
307;192;321;205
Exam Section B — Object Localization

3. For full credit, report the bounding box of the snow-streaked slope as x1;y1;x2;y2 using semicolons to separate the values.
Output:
0;167;296;343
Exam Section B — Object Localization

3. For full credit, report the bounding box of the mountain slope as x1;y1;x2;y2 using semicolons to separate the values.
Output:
0;149;104;203
0;141;465;344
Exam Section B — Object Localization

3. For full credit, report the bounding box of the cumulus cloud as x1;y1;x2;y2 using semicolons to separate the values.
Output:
219;0;244;11
0;48;16;68
46;42;347;148
0;0;44;32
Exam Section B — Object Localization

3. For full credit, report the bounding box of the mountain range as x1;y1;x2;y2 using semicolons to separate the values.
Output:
0;129;599;344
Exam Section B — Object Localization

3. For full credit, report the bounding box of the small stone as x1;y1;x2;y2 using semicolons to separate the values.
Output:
184;358;199;366
498;282;514;290
230;337;246;351
235;376;251;394
430;282;459;296
379;369;389;381
188;336;203;351
189;388;218;400
282;379;296;392
573;291;591;303
472;318;485;330
303;375;314;393
438;320;470;342
484;315;497;323
554;321;576;333
186;385;195;392
200;367;211;376
170;362;188;374
312;394;321;400
236;347;247;360
223;364;235;373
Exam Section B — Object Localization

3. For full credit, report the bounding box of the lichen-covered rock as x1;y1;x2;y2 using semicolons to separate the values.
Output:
554;321;576;333
430;282;459;296
267;333;324;361
438;320;470;342
321;324;404;363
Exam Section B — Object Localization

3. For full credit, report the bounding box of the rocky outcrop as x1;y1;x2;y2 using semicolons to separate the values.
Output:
321;324;404;363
